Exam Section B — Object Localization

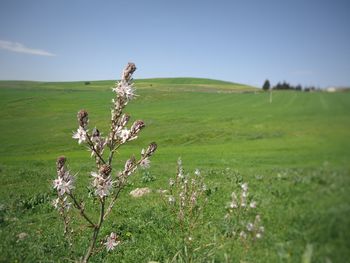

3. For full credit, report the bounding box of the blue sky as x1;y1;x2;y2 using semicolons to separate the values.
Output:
0;0;349;87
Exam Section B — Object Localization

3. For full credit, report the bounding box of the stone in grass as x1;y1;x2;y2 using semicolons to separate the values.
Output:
17;232;28;242
129;187;151;198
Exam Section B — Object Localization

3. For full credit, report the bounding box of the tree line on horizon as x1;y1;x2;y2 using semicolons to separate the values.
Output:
262;79;318;92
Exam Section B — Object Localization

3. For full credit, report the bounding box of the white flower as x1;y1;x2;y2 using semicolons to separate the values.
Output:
52;198;60;209
53;174;75;196
246;222;254;232
72;126;87;144
139;158;151;169
230;201;238;209
256;233;262;239
113;82;136;101
259;226;265;233
104;232;120;251
95;177;113;198
194;169;200;176
118;128;130;143
239;231;247;239
249;201;257;209
169;179;175;187
90;171;113;198
60;180;75;195
168;196;175;204
53;177;63;189
241;183;248;192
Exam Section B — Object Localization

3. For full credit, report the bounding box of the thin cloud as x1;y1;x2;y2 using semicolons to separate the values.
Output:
0;40;56;56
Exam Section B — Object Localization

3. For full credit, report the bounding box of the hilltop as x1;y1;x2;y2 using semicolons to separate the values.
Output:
0;77;258;93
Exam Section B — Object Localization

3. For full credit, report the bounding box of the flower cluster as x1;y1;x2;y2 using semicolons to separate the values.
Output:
91;165;113;198
224;182;264;242
53;156;75;197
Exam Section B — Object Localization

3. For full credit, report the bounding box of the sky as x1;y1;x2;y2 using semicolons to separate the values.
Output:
0;0;349;88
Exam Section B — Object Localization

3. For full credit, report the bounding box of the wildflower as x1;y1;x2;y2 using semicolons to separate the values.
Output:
246;222;254;232
104;232;120;252
140;158;151;169
194;169;200;176
130;120;145;136
118;128;130;143
144;142;157;157
168;195;175;204
95;179;113;198
91;128;100;142
53;197;71;210
121;156;137;177
90;171;113;198
169;178;175;187
52;198;60;209
113;82;136;101
249;201;257;209
177;158;182;166
239;231;247;239
99;164;112;176
72;126;87;144
230;192;238;208
53;171;75;196
241;183;248;192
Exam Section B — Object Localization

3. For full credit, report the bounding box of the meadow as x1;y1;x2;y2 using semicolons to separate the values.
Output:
0;79;349;262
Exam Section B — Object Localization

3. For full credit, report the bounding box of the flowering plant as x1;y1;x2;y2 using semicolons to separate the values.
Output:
224;182;264;244
163;158;208;261
52;63;157;262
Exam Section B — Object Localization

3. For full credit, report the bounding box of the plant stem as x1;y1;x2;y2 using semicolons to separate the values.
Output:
86;133;106;165
82;198;104;263
69;193;95;227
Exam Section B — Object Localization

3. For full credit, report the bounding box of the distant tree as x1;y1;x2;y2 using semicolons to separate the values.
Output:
296;84;302;91
262;79;270;91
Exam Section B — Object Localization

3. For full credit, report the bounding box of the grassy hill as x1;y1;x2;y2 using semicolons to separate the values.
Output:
0;77;258;93
0;79;349;262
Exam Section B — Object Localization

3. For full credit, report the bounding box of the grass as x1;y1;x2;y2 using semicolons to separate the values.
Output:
0;78;349;262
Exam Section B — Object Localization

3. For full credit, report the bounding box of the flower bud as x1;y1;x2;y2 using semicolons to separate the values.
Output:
99;164;112;177
56;156;66;170
119;113;130;127
131;120;145;134
92;128;100;138
145;142;157;157
122;63;137;81
124;156;136;171
77;109;89;128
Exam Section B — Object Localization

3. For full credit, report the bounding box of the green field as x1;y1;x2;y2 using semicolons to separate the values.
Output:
0;79;349;262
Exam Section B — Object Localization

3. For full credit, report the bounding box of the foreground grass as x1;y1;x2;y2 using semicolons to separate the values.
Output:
0;79;349;262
